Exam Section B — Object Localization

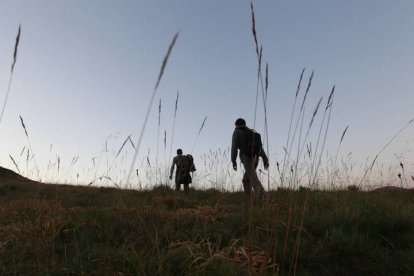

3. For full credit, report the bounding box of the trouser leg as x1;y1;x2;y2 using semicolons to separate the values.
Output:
253;179;266;199
183;183;189;192
253;161;266;199
242;172;252;198
175;177;181;191
243;156;266;199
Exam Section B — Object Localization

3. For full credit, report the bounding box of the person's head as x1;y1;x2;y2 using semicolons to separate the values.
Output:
235;118;246;127
177;149;183;155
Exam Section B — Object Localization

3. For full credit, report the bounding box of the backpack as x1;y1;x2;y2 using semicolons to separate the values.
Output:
242;128;262;158
177;154;196;174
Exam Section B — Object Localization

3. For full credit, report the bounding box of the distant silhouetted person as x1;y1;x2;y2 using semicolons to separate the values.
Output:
231;118;269;199
169;148;196;192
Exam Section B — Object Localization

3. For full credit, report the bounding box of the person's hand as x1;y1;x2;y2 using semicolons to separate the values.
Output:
169;175;172;180
232;161;237;171
264;163;269;170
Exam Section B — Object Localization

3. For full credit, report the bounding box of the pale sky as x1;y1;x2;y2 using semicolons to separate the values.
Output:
0;1;413;188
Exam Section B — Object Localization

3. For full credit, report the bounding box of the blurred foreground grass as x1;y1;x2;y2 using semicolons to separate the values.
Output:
0;167;413;275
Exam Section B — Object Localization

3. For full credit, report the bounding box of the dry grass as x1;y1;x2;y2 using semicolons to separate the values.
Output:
0;25;21;125
1;171;412;275
127;32;179;186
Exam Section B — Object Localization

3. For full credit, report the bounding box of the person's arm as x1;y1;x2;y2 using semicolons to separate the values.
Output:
231;130;238;170
260;148;269;169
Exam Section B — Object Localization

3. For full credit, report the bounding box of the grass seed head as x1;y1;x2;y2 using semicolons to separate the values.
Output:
250;2;259;58
11;25;21;73
154;32;179;91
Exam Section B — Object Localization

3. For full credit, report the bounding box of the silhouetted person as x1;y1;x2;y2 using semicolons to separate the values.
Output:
169;149;195;192
231;118;269;199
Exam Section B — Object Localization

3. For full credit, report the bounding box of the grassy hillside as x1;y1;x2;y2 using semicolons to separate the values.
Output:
0;166;413;275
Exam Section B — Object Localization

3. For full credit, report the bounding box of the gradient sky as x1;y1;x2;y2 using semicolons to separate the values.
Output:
0;1;413;188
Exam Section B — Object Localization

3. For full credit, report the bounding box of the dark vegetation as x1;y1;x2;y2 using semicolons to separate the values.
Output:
1;166;413;275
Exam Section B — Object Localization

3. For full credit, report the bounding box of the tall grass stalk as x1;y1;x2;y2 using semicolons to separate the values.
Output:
92;135;114;185
282;207;293;266
167;91;179;184
126;32;179;187
25;148;29;175
359;117;414;186
19;115;40;179
0;25;21;126
293;108;306;187
250;3;260;61
164;130;167;184
116;135;133;160
253;47;263;129
190;116;207;154
281;69;305;187
331;125;349;187
398;162;406;187
255;58;270;189
248;2;260;235
291;191;309;276
283;71;313;187
106;135;133;179
250;2;270;190
155;99;162;185
263;63;270;190
250;2;261;130
56;155;60;179
311;87;335;187
128;136;136;149
293;96;323;186
9;154;20;173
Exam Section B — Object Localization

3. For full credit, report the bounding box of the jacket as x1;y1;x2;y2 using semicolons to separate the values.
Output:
231;125;269;166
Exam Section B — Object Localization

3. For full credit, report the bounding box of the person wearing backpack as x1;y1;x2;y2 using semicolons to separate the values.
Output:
231;118;269;200
169;148;196;192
